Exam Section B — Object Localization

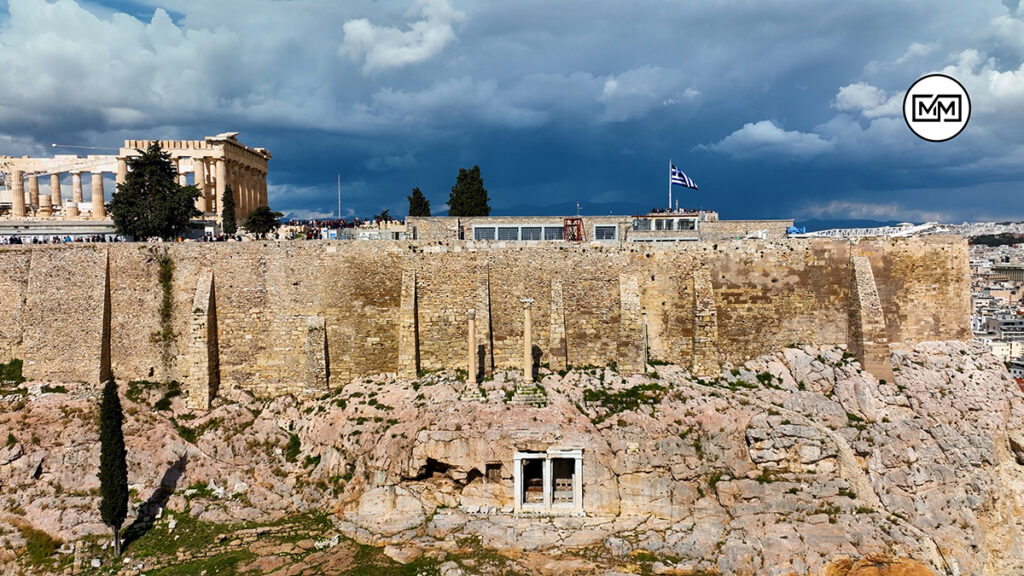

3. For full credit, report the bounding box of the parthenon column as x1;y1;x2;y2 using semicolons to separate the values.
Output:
194;158;208;213
116;157;127;186
521;298;534;381
11;170;25;217
467;309;477;384
28;175;39;208
68;173;82;218
91;172;106;219
38;192;52;217
215;159;227;219
50;174;62;209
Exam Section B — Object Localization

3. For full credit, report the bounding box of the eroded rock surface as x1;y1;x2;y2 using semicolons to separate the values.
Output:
0;340;1021;574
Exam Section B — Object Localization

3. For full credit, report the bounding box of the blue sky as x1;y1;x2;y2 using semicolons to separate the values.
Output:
1;0;1022;222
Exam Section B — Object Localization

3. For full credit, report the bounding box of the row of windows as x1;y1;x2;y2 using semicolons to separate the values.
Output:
473;225;618;241
631;218;697;231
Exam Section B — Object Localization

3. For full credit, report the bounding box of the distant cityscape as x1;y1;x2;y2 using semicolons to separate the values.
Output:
969;231;1024;387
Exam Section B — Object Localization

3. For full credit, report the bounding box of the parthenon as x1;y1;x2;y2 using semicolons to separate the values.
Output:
0;132;270;222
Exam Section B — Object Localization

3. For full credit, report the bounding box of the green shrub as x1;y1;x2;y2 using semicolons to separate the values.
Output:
285;434;301;463
0;359;25;384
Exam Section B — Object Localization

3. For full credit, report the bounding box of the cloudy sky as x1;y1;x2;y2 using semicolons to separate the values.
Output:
1;0;1022;222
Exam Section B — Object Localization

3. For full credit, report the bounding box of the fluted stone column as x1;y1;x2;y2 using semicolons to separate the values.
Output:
521;298;534;381
28;175;39;208
215;159;227;218
91;172;105;219
467;309;477;384
194;158;208;213
68;173;82;218
116;158;128;186
50;174;63;210
11;170;25;217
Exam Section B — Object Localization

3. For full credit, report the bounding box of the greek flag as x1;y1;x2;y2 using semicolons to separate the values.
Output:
670;164;698;190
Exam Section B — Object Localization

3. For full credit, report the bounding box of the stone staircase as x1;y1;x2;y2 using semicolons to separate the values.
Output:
510;383;547;406
460;384;487;402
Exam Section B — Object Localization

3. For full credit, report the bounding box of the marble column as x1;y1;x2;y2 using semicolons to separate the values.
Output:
116;157;127;186
39;192;52;217
194;158;208;213
50;174;62;209
28;175;39;208
521;298;534;381
68;173;82;218
467;309;477;384
542;457;553;511
11;170;25;217
91;172;106;219
215;159;227;218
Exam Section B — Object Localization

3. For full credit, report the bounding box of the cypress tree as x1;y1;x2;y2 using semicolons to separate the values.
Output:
407;187;431;217
447;166;491;217
98;379;128;557
221;184;237;235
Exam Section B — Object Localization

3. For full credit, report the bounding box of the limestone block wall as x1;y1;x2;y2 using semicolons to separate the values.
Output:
18;246;110;383
700;219;794;240
0;250;30;362
0;237;970;400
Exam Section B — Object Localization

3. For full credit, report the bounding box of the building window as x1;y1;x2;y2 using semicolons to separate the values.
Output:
474;227;496;240
632;218;651;231
513;448;583;515
498;227;519;241
544;227;564;240
594;226;617;241
521;227;542;241
655;219;664;231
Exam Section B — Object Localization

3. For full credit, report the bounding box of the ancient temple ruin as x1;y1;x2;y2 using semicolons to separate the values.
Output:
0;132;270;222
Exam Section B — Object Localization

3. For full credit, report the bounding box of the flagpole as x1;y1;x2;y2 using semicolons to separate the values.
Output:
668;158;672;212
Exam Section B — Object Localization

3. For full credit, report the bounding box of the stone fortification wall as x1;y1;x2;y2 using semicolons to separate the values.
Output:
0;237;969;399
700;219;794;240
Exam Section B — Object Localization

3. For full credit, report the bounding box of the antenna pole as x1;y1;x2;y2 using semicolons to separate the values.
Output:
337;173;341;219
668;158;672;212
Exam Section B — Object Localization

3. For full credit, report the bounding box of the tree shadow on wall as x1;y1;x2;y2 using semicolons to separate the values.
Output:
122;454;187;550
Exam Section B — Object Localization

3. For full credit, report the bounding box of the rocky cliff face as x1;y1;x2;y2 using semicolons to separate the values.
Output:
1;340;1022;575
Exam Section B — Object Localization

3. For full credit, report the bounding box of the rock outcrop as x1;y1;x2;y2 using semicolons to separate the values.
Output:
1;340;1022;574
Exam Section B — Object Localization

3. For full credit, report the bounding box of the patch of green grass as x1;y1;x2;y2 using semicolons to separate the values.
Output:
6;433;15;447
18;524;61;565
582;382;667;425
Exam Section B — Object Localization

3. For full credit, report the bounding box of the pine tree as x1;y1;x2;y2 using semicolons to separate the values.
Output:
447;166;491;217
98;379;128;557
108;142;200;240
221;185;237;235
243;206;284;239
407;187;431;217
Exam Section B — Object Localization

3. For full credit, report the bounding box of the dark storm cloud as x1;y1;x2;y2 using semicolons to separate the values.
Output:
0;0;1021;222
